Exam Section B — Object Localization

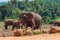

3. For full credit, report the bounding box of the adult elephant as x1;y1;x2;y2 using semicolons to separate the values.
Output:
19;12;42;30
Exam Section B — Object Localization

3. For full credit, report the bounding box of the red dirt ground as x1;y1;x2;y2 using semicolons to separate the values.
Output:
0;33;60;40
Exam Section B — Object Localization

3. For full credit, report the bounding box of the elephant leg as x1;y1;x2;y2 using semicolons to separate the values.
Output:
12;26;15;30
16;26;20;29
18;26;20;29
31;19;36;30
34;26;39;30
34;23;40;30
4;25;8;29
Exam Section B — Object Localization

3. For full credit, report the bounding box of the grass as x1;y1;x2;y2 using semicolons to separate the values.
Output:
0;22;4;30
32;31;42;35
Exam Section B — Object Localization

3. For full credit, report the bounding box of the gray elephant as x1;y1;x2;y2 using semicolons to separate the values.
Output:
54;21;60;26
19;12;42;30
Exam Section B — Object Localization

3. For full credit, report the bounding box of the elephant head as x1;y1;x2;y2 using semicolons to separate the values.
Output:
19;12;33;22
19;12;41;30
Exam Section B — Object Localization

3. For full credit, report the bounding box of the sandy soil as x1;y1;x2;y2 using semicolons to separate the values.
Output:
0;33;60;40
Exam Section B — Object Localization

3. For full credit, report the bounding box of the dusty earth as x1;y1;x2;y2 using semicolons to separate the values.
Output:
0;33;60;40
0;22;60;40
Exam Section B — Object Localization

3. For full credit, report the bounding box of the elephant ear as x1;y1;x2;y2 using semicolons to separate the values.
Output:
20;13;27;18
28;13;33;19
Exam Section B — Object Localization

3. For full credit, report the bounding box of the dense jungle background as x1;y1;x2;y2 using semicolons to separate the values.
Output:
0;0;60;24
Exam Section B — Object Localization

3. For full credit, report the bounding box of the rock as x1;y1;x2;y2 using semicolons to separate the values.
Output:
42;29;47;34
33;29;40;33
49;28;57;34
57;30;60;33
24;27;33;36
13;29;23;36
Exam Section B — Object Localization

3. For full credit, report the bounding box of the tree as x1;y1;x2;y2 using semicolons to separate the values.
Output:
0;5;7;20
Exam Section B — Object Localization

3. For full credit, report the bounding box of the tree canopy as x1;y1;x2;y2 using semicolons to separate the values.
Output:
0;0;60;24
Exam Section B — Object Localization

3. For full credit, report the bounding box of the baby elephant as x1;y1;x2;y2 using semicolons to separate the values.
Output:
4;20;13;29
54;21;60;26
4;19;21;30
12;20;21;30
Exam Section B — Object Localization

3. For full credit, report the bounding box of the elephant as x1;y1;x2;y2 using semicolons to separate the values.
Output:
4;20;13;29
19;12;42;30
54;21;60;26
4;19;21;30
12;20;22;30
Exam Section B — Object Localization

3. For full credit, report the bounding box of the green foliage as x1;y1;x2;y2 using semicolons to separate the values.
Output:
55;17;60;22
0;0;60;24
0;12;2;20
32;31;41;35
12;8;22;19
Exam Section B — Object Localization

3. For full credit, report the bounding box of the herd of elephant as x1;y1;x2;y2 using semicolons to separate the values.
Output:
4;11;60;30
4;12;42;30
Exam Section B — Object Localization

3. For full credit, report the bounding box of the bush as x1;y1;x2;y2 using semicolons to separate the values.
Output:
32;29;41;35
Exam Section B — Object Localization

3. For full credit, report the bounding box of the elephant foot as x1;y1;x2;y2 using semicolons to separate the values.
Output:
12;28;14;30
16;26;20;29
5;27;8;29
34;27;39;30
